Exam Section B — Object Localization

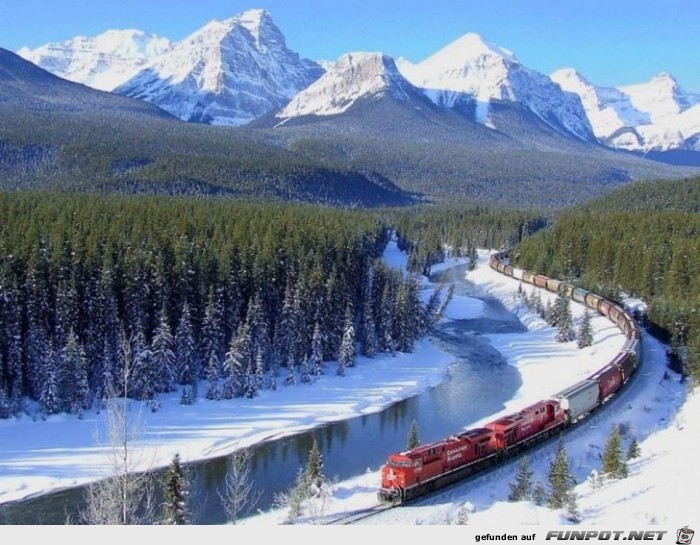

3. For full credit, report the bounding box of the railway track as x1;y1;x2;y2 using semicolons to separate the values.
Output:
325;502;395;525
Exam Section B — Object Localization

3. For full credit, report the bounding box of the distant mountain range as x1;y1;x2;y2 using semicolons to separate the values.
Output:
17;9;700;161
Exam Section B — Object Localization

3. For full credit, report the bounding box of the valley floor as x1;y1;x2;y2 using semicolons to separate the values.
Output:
0;244;693;536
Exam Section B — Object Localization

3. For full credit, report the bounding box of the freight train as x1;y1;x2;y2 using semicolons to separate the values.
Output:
377;251;642;504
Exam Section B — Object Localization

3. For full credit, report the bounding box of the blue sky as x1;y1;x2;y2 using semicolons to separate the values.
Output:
2;0;698;90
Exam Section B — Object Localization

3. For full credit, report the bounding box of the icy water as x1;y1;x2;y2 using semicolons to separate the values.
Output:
0;265;525;524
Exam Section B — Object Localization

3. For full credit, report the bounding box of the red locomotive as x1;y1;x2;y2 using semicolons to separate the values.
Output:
378;252;642;504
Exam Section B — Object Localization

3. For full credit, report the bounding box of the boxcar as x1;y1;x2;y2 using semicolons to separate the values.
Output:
585;292;602;310
546;278;561;293
522;271;535;285
512;267;524;280
590;363;624;402
613;351;636;381
572;288;588;305
597;298;613;318
554;380;599;422
504;265;515;277
534;274;549;289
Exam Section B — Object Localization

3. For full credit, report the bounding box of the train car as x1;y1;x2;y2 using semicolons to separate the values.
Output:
590;363;624;402
608;305;626;329
585;292;602;310
534;274;549;289
522;271;535;285
504;264;515;277
378;428;498;503
597;298;614;318
560;283;575;298
512;267;524;280
612;351;637;382
572;288;588;305
554;380;599;422
546;278;562;293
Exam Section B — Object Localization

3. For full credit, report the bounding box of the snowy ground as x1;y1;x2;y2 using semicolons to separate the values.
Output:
0;245;695;538
244;250;694;532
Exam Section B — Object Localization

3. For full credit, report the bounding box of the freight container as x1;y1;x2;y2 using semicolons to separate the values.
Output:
554;380;599;422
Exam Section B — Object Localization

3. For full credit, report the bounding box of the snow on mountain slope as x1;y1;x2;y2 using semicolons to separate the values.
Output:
115;9;323;125
17;29;172;92
398;33;595;141
552;68;700;151
276;52;416;118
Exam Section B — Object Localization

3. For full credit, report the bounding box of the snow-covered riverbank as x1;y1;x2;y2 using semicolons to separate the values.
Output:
1;245;693;533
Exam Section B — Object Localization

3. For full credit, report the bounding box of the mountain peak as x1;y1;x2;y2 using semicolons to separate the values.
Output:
277;51;415;119
446;32;517;61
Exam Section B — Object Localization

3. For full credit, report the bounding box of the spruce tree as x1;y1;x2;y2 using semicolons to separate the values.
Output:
304;437;325;498
508;456;534;502
338;305;356;376
205;353;221;400
626;437;641;460
577;311;593;349
407;419;420;450
565;491;581;523
309;322;324;377
547;437;576;509
555;294;576;343
532;483;547;506
175;303;197;386
602;425;628;479
162;453;188;525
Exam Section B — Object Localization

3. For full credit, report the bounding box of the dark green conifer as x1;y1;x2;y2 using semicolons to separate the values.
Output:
508;456;533;502
547;437;576;509
407;419;420;450
162;453;188;525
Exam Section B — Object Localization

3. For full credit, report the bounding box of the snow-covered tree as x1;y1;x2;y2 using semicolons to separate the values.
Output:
175;303;197;386
205;353;221;401
602;425;628;479
626;436;641;460
39;344;60;416
554;294;576;343
407;419;420;450
162;453;189;525
309;322;324;377
547;438;576;509
152;307;177;393
577;311;593;349
508;456;533;502
220;448;260;524
337;305;356;376
59;329;90;415
222;322;251;398
131;329;157;401
360;296;378;358
304;437;325;498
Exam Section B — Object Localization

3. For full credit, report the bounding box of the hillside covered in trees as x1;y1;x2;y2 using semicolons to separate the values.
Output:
512;177;700;380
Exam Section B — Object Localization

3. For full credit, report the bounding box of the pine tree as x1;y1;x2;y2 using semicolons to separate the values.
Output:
602;425;628;479
162;453;188;525
59;329;90;415
131;329;157;401
304;437;325;498
39;343;60;416
337;305;356;376
577;311;593;349
626;437;641;460
360;296;378;357
175;303;197;386
508;456;534;502
547;437;576;509
309;322;324;377
532;483;547;506
555;294;576;343
407;419;420;450
205;353;221;400
222;322;251;398
565;491;581;523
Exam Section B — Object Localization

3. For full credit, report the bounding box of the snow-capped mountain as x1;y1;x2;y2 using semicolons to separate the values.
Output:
115;9;323;126
17;30;173;92
397;33;595;142
276;52;417;119
551;69;700;152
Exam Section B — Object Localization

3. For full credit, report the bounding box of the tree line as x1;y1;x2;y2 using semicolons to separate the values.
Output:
0;192;446;418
